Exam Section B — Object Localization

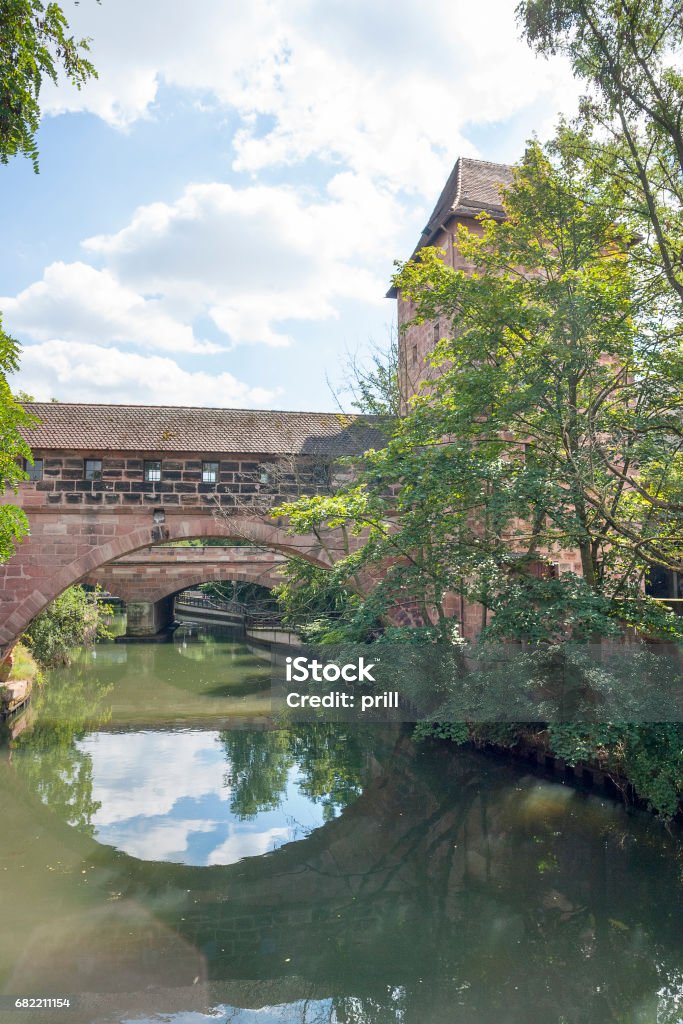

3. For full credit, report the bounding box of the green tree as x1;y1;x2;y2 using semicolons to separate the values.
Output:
218;725;369;821
0;0;97;172
23;585;112;667
517;1;683;313
514;2;683;561
331;330;404;432
0;2;98;569
276;143;682;643
0;320;35;561
10;663;113;832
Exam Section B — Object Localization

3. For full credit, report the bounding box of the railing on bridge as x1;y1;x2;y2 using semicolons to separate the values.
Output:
174;591;284;628
175;591;247;618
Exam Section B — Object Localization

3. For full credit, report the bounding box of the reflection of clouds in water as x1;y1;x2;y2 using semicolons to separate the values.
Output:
206;826;291;866
77;730;326;866
104;817;218;861
123;1002;333;1023
77;731;229;823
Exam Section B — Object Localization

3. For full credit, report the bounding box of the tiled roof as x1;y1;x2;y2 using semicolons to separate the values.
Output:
420;157;514;249
20;403;385;456
387;156;513;298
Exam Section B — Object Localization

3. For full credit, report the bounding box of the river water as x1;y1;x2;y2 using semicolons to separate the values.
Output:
1;624;683;1024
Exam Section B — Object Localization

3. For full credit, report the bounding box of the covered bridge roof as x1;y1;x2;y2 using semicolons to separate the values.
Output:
20;403;385;457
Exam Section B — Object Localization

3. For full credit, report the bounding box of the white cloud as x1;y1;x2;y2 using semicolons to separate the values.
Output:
14;340;276;407
4;174;404;400
81;177;397;348
75;732;315;867
10;0;583;406
41;0;579;196
1;262;221;355
107;818;219;862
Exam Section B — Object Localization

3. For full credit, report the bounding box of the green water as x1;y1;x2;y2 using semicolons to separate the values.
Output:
1;625;683;1024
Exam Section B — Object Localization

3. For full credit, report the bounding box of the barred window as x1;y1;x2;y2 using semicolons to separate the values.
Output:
144;460;162;482
85;459;102;481
202;461;219;484
24;458;43;482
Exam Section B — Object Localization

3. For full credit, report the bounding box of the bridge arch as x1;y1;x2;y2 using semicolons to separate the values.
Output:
0;513;344;655
87;570;284;609
0;400;383;656
84;544;287;608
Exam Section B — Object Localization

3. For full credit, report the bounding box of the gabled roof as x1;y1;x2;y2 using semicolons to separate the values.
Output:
387;156;514;297
20;403;385;457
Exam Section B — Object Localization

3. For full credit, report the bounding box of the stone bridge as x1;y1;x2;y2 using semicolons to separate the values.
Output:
83;544;287;635
0;403;382;656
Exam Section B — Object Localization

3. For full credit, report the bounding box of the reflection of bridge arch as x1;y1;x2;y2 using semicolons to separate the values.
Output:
3;733;682;1022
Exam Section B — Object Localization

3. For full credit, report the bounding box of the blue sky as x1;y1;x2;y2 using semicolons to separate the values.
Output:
2;0;577;411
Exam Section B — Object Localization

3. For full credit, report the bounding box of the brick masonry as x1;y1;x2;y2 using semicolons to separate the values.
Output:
397;217;486;407
84;546;287;604
24;449;332;510
0;451;357;654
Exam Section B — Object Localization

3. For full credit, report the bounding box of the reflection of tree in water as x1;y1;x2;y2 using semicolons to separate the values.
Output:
221;730;293;818
9;666;113;834
218;724;373;821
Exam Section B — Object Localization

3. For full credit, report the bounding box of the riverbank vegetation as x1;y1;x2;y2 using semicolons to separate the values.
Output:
22;586;113;669
7;642;41;684
277;140;683;646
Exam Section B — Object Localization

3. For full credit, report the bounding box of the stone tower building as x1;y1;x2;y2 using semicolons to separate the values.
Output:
388;157;591;634
390;157;513;407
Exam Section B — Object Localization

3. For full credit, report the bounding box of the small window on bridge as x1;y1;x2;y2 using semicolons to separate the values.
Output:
144;460;162;482
24;458;43;481
202;461;218;484
85;459;102;481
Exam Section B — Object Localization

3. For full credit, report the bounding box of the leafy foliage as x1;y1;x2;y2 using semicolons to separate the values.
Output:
23;585;112;668
218;724;370;822
276;143;682;644
274;123;683;814
332;331;404;430
517;0;683;418
10;662;113;832
0;319;36;561
0;0;97;171
548;722;683;818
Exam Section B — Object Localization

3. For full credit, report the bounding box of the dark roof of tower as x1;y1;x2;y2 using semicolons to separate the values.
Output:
387;157;514;297
420;157;513;249
19;403;385;456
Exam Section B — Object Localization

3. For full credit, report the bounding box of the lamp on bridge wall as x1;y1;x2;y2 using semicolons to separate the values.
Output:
152;508;166;525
